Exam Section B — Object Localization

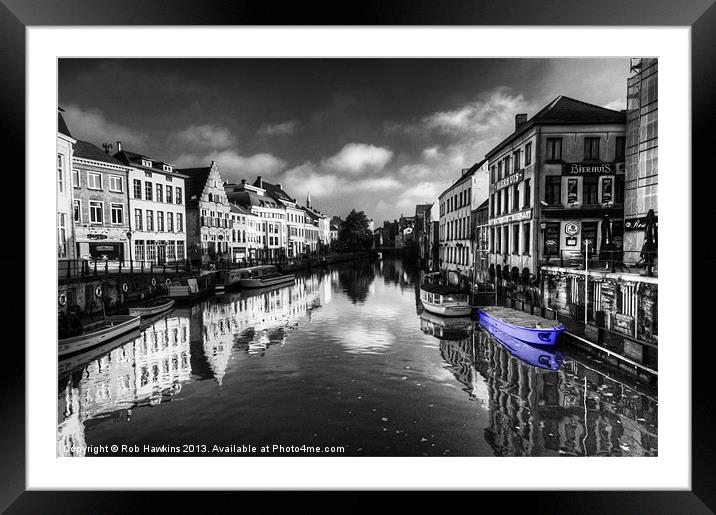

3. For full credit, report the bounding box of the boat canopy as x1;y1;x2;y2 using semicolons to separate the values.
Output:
420;283;464;296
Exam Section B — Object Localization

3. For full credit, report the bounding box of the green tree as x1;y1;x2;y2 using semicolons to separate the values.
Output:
337;209;373;251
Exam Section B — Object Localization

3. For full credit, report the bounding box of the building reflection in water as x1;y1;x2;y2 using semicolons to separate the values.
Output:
57;314;192;456
426;316;658;457
57;273;326;456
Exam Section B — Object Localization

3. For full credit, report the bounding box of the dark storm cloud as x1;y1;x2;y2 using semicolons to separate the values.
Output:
59;58;630;223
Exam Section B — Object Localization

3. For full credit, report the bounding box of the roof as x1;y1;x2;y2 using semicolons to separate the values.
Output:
475;198;489;211
415;204;432;217
73;140;126;167
58;112;72;138
113;149;182;176
230;203;251;215
438;158;487;199
253;179;294;203
225;188;281;210
176;167;212;207
485;96;626;159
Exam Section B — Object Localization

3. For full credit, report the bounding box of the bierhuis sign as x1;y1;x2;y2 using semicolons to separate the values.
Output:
563;162;614;176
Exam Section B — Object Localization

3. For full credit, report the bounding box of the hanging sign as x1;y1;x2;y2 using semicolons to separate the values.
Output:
566;236;578;246
567;179;578;204
602;177;613;203
565;222;579;236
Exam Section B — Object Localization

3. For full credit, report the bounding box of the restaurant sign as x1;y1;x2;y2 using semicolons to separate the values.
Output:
87;233;108;240
563;162;614;176
625;216;658;231
490;170;524;192
489;208;532;226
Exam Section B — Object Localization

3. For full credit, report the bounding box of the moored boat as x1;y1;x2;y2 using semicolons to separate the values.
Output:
215;268;247;293
479;315;564;370
127;297;175;317
478;306;565;346
238;265;295;289
419;310;473;340
169;276;213;302
419;272;472;317
58;315;141;357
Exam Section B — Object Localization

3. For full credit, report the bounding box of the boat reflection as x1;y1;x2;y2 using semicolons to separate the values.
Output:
419;310;474;341
479;316;564;371
57;313;192;456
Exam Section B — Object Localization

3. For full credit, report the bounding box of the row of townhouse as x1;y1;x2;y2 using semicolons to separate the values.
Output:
57;111;188;265
57;113;337;267
411;60;658;345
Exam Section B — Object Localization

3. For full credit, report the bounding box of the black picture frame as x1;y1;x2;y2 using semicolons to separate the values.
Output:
2;0;714;512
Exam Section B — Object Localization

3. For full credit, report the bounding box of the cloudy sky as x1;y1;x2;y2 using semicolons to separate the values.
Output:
59;58;630;223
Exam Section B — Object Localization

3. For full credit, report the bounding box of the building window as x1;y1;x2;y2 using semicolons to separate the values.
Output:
512;183;520;212
498;161;503;180
146;210;154;231
177;213;183;232
583;176;599;204
545;176;562;205
133;179;142;199
176;187;183;204
167;212;173;232
156;183;163;202
145;181;153;201
490;227;495;252
157;212;164;232
166;185;173;204
167;241;176;261
58;212;67;258
523;179;531;208
57;154;64;193
72;168;80;188
109;175;123;192
615;136;626;162
523;223;531;254
144;170;152;177
504;156;511;175
512;224;519;254
134;209;143;231
89;201;103;224
525;142;532;166
146;240;156;262
503;225;509;255
495;192;501;214
177;241;185;260
134;240;145;261
110;203;124;225
513;150;521;170
546;138;562;161
615;176;625;203
503;189;509;214
73;200;81;223
544;222;560;256
584;137;600;161
87;172;102;190
163;164;172;173
491;166;496;183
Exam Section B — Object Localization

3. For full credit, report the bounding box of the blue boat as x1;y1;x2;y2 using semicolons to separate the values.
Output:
479;316;564;370
478;306;565;346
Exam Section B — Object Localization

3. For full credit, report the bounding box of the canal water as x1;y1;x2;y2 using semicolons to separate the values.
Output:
58;258;657;457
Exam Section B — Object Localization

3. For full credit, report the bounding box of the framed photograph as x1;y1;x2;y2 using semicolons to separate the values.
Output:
3;0;714;511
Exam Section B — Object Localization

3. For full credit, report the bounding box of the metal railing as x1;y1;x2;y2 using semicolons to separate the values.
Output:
59;258;196;278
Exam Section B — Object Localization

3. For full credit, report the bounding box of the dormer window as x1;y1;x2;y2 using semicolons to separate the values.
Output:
163;164;172;172
142;159;152;167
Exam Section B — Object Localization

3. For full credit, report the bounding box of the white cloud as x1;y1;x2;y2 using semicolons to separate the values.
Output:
323;143;393;174
170;124;234;149
258;120;300;136
174;149;287;183
603;99;626;111
62;104;145;148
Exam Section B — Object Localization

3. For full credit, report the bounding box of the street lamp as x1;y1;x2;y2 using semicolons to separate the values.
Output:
126;230;133;269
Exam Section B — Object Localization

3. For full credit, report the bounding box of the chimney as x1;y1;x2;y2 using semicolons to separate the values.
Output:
461;167;470;176
241;179;246;185
116;141;122;152
257;175;263;188
277;183;282;189
515;113;528;131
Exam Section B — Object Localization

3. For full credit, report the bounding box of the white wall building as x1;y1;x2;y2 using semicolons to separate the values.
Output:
115;145;188;263
57;111;76;260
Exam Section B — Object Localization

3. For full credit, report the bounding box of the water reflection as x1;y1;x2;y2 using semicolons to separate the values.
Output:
58;315;192;456
57;258;657;457
434;322;657;456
